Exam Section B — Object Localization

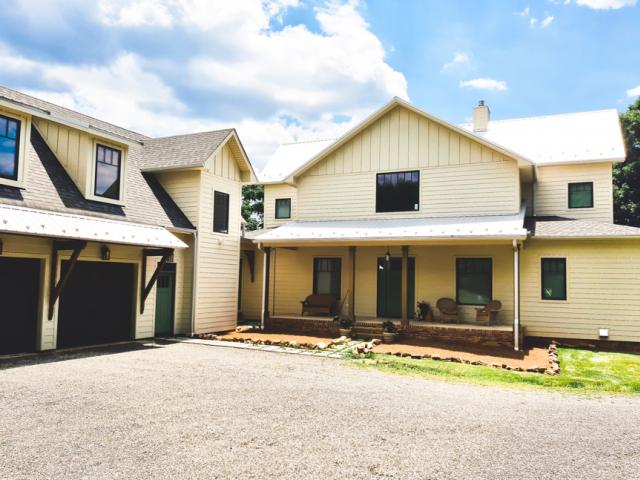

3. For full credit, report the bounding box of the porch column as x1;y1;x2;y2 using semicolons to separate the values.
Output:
513;240;521;351
348;246;356;321
261;246;271;329
401;245;409;330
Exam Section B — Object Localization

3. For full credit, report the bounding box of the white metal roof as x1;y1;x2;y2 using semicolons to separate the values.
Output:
0;205;187;249
254;207;527;244
460;109;625;165
259;139;335;182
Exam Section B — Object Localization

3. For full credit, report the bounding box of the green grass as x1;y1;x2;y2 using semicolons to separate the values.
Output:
347;348;640;394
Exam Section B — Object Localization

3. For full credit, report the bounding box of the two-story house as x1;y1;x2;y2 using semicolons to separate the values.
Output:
0;86;255;356
241;97;640;350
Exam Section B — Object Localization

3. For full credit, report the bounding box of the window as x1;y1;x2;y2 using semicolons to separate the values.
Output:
275;198;291;219
213;191;230;233
568;182;593;209
95;144;121;199
313;258;341;299
376;170;420;213
541;258;566;301
0;114;21;181
456;258;492;305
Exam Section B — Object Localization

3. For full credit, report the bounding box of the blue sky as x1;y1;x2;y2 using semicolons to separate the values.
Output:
0;0;638;169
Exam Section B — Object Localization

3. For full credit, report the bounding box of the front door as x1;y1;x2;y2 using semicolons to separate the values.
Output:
154;267;175;337
377;257;415;318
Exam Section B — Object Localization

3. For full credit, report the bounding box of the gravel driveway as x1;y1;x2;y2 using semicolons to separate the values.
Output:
1;341;639;479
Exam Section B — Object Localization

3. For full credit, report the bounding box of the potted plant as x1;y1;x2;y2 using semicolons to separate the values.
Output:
381;320;398;343
338;317;353;337
415;301;432;322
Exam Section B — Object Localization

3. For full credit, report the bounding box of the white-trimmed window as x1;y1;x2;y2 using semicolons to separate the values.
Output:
0;114;21;182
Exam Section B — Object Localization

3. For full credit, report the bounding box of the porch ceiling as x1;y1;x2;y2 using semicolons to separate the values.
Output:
254;206;527;246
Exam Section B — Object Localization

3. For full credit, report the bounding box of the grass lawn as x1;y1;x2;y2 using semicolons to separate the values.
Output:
348;347;640;394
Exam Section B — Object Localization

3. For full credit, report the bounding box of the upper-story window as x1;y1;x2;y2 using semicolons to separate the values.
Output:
376;170;419;213
95;144;122;200
0;114;21;181
568;182;593;209
275;198;291;219
214;190;230;234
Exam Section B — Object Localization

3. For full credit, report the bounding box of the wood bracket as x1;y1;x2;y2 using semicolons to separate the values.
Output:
243;250;255;283
140;248;174;314
48;240;87;320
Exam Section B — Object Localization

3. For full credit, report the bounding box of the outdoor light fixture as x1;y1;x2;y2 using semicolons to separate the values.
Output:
384;248;391;263
100;245;110;261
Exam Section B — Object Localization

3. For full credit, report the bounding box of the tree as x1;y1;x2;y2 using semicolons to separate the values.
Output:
614;98;640;226
242;184;264;231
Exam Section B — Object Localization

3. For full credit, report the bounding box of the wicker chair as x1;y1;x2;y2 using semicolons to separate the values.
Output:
475;300;502;325
436;297;459;323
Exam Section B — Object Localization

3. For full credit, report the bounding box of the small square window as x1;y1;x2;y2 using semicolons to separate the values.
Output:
275;198;291;219
541;258;566;301
214;191;230;233
568;182;593;209
95;144;122;200
0;114;21;181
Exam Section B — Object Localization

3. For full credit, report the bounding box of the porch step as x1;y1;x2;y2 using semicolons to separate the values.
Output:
352;323;384;339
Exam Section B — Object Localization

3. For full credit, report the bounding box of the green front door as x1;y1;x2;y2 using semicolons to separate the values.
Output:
154;268;175;337
377;257;415;318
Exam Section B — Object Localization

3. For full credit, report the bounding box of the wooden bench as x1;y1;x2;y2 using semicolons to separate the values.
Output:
300;294;336;316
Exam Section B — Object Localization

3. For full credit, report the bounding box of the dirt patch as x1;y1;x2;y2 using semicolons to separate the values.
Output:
214;331;337;347
371;340;550;372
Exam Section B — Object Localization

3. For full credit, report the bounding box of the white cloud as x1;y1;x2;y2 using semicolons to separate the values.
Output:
1;0;407;169
441;52;471;72
574;0;636;9
529;17;538;28
516;6;531;16
459;78;508;92
627;85;640;97
541;15;555;28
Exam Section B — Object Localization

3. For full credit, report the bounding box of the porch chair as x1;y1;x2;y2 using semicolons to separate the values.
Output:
436;298;459;323
301;294;337;317
475;300;502;326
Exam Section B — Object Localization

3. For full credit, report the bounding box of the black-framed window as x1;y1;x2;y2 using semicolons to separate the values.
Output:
213;191;230;233
0;114;21;181
95;144;121;199
313;258;341;299
541;258;566;301
568;182;593;209
275;198;291;219
456;258;492;305
376;170;420;213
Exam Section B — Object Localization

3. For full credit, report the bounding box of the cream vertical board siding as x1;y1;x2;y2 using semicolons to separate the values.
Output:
154;170;202;226
32;117;120;198
171;233;194;334
534;162;613;222
263;184;298;228
297;106;520;220
0;233;160;350
239;246;264;321
521;239;640;342
193;143;243;333
264;244;514;325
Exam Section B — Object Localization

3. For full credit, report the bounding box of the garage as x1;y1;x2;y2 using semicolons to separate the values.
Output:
0;257;41;355
57;261;135;349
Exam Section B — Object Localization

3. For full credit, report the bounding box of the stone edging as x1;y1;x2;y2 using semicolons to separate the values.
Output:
195;333;351;351
351;340;560;375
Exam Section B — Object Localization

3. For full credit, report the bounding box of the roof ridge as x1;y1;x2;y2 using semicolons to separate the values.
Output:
147;128;234;142
0;84;151;141
460;108;619;127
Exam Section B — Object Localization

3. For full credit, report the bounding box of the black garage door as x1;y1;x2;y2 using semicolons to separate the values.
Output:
0;257;41;355
57;261;134;349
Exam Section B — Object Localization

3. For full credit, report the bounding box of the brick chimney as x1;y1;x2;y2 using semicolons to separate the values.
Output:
472;100;490;132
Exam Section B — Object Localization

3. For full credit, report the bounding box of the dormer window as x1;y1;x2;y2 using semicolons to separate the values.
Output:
0;114;20;181
95;144;122;200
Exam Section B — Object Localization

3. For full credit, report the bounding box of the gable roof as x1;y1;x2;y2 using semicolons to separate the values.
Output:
460;109;625;166
259;139;335;183
266;97;533;184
